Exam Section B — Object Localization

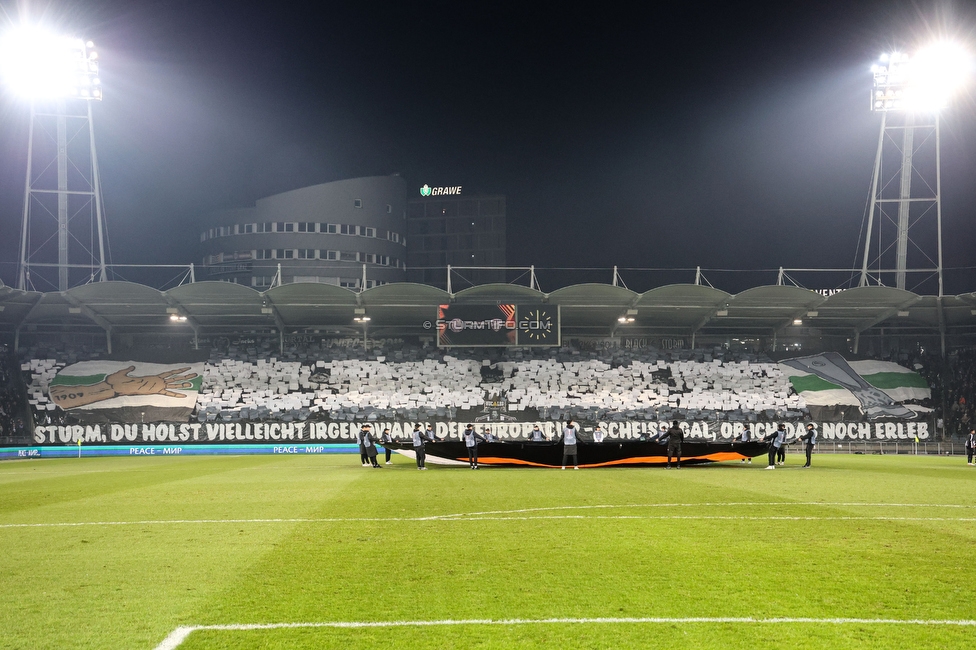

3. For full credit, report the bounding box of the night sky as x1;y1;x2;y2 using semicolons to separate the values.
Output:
1;0;975;293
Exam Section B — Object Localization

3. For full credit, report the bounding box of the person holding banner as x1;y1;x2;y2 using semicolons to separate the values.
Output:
412;424;429;470
739;424;753;463
530;424;546;442
661;421;683;469
463;423;486;469
561;419;579;469
361;424;381;468
764;424;786;469
593;424;606;443
382;428;394;464
357;425;370;467
798;423;817;468
776;431;788;466
966;428;975;465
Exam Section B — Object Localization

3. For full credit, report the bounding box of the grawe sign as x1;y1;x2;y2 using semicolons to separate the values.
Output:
419;184;462;196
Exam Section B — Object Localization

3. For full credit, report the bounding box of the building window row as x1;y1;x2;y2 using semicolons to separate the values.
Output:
206;250;402;268
201;222;404;246
251;276;388;289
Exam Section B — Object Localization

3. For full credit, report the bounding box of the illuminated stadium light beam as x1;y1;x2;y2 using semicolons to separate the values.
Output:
871;47;972;113
859;40;973;318
871;42;973;113
0;24;108;292
0;26;101;100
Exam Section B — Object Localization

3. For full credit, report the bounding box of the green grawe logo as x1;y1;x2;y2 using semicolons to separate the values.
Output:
419;184;463;196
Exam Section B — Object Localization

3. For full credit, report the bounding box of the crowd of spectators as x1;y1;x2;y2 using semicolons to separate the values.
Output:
877;346;976;439
8;336;976;438
936;349;976;438
24;338;798;424
0;346;29;442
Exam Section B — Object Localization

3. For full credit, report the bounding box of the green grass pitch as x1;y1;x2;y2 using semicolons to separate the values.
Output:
1;452;975;649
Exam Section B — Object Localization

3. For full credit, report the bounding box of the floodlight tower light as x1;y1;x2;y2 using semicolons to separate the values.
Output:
0;26;107;291
859;41;973;296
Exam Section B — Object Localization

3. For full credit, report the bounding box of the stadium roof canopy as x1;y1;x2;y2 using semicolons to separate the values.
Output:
1;279;974;347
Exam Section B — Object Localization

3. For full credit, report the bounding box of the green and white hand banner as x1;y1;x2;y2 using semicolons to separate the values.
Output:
49;360;204;423
780;352;929;420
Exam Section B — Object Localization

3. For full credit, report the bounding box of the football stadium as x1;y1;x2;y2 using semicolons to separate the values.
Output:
2;278;975;648
2;6;976;650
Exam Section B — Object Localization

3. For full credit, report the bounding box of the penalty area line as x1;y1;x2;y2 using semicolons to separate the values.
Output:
154;616;976;649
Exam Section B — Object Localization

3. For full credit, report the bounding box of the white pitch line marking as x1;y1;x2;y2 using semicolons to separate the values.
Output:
423;501;976;519
153;616;976;650
3;502;976;529
154;626;194;650
2;515;976;530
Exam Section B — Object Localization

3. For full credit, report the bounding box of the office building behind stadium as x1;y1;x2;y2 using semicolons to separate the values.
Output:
199;176;409;290
406;187;506;290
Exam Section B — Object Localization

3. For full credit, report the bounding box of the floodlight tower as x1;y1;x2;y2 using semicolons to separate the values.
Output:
0;27;107;291
858;42;972;296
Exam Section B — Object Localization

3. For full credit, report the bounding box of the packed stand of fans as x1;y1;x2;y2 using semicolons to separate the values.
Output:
16;337;975;434
194;340;801;424
854;347;975;439
935;349;976;439
19;342;104;428
0;346;30;442
505;355;799;422
20;338;798;424
201;354;484;423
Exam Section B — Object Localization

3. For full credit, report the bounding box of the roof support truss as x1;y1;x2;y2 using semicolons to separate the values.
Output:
63;293;114;354
162;295;202;350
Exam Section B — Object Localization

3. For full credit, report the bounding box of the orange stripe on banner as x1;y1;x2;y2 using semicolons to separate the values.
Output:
474;457;555;468
473;452;750;468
